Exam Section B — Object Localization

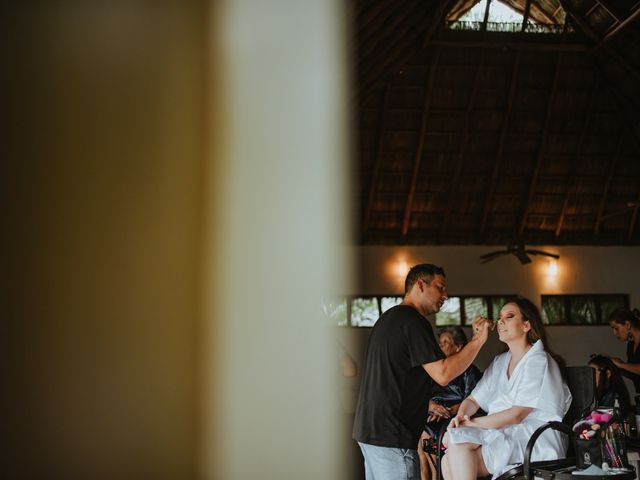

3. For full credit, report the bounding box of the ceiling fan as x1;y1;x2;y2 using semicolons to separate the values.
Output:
600;200;640;222
479;242;559;265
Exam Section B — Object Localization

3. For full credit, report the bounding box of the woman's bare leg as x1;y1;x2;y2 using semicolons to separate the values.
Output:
442;433;490;480
441;453;451;480
418;431;431;480
426;453;437;480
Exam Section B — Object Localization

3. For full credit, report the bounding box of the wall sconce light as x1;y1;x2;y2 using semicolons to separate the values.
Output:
547;259;558;276
396;259;410;278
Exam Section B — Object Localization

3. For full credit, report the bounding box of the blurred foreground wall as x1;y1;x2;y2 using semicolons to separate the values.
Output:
3;1;352;478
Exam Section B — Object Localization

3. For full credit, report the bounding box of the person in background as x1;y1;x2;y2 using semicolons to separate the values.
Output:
417;326;483;480
588;354;631;418
607;308;640;393
441;297;571;480
353;264;491;480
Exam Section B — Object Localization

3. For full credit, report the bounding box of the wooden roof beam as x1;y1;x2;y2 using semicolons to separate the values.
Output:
521;0;532;32
517;52;562;237
362;85;391;234
402;49;441;238
358;0;427;73
603;4;640;43
421;0;459;48
594;0;623;23
555;80;599;237
481;0;492;32
439;51;485;240
356;0;398;33
629;196;640;240
594;132;624;237
560;0;640;83
360;2;433;99
590;61;640;155
479;51;521;236
428;40;588;51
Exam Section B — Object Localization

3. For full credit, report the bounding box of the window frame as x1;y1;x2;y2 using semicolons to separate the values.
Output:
540;294;630;326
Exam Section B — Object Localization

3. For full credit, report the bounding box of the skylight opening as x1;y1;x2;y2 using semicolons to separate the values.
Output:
447;0;566;34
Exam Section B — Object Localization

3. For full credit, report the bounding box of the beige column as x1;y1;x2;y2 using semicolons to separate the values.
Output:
200;0;353;478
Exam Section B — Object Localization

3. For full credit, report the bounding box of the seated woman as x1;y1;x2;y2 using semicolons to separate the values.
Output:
588;354;631;418
441;297;572;480
418;326;483;480
607;308;640;393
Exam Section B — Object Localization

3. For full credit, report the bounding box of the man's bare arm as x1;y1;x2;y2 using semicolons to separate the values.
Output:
422;317;490;386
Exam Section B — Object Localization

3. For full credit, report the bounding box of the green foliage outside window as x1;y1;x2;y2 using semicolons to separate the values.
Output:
323;293;629;327
542;295;629;325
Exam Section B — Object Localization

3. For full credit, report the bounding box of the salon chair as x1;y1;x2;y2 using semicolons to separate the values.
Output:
434;366;596;480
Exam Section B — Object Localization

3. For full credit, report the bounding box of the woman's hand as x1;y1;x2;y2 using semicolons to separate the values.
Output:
427;401;451;422
610;356;624;368
448;413;472;429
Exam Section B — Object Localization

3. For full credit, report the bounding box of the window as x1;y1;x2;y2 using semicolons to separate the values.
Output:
325;294;516;327
321;298;348;326
350;297;379;327
447;0;566;34
435;295;512;326
541;295;629;325
381;296;403;313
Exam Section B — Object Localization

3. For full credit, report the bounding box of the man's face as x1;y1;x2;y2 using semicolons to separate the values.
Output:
421;274;448;315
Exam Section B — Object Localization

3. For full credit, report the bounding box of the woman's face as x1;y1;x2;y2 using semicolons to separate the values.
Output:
588;363;610;386
588;363;602;386
497;303;531;344
610;320;630;342
438;331;459;357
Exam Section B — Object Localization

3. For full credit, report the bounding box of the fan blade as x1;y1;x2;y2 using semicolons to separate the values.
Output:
515;250;532;264
479;250;509;261
525;249;559;260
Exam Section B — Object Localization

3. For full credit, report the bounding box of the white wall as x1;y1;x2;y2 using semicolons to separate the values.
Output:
339;245;640;375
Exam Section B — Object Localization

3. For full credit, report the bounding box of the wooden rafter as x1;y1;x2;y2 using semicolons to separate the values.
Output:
479;51;521;236
440;51;485;240
357;0;398;33
518;52;562;236
429;40;588;52
594;132;624;237
590;61;640;155
555;80;599;237
402;49;440;238
362;85;391;233
521;0;532;32
603;4;640;43
358;0;423;66
421;0;459;48
560;0;640;83
594;0;623;23
360;1;434;99
482;0;492;32
629;201;639;240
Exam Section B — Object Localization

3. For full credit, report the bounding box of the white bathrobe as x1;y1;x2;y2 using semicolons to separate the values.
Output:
447;340;572;479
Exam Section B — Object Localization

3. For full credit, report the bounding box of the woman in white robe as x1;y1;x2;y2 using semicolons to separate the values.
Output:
441;297;572;480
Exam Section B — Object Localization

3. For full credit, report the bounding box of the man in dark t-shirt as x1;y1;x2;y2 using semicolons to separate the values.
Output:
353;264;490;480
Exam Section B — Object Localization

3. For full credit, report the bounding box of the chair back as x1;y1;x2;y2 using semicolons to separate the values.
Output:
564;366;595;424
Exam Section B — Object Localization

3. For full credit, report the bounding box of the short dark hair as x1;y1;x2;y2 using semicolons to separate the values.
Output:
404;264;445;295
438;326;468;348
608;308;640;328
